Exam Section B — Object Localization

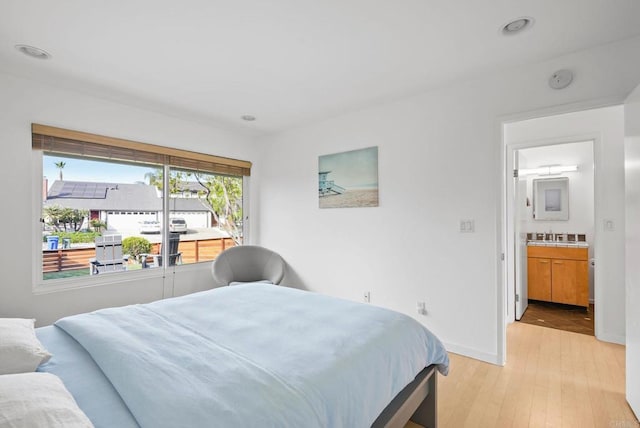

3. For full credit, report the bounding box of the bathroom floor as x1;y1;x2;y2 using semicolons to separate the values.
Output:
518;300;594;336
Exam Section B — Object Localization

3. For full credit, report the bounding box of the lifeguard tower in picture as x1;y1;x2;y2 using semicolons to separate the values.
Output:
319;171;345;197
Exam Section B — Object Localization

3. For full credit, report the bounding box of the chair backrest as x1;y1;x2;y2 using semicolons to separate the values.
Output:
95;235;123;260
94;235;125;273
211;245;285;286
167;233;181;266
156;233;181;267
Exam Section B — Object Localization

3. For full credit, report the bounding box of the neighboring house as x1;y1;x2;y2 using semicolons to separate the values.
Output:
44;180;213;232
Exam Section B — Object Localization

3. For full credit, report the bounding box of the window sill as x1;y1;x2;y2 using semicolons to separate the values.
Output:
32;267;165;295
33;261;212;295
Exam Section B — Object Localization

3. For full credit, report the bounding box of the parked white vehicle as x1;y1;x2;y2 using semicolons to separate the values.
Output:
139;220;161;234
169;218;188;234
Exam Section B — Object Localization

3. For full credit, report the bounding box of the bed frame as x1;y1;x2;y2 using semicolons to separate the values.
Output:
372;365;438;428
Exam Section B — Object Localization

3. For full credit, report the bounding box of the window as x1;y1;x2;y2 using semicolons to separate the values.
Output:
33;124;250;284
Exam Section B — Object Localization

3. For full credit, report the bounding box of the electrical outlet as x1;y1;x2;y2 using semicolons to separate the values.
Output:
417;301;427;315
364;291;371;303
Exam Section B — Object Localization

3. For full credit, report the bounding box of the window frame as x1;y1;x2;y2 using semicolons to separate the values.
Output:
32;125;251;292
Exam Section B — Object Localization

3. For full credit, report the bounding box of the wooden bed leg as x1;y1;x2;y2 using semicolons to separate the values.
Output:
410;371;437;428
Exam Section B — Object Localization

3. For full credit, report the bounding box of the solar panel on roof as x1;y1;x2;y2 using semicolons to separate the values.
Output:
55;182;110;199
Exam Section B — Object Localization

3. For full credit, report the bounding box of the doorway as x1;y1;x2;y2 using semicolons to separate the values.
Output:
512;141;595;336
503;104;626;347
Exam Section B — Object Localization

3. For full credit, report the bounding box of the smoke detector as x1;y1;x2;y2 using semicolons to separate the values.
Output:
549;69;574;90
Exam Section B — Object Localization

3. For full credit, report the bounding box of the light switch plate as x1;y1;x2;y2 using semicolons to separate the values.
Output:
604;219;615;231
460;219;475;233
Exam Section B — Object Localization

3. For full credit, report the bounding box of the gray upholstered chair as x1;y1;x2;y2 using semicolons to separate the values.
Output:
211;245;285;286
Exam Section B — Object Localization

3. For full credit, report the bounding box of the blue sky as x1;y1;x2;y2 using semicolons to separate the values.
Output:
44;155;156;188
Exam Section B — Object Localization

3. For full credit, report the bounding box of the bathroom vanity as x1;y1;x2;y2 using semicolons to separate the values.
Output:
527;244;589;308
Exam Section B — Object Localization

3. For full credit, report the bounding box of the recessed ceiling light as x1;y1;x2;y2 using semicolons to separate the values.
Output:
501;17;534;36
241;115;256;121
15;44;52;60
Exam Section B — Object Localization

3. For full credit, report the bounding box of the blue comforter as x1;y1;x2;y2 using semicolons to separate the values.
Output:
55;284;449;428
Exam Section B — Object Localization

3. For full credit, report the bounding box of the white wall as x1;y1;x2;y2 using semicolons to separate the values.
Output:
0;71;256;326
624;83;640;419
518;142;595;251
255;36;640;363
506;107;625;344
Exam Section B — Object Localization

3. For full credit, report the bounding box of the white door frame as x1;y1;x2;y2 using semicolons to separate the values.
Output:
497;96;623;365
505;136;597;323
623;83;640;417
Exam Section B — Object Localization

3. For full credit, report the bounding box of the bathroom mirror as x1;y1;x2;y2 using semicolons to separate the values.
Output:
533;177;569;221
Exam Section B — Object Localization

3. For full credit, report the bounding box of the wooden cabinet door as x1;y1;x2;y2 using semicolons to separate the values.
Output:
527;258;551;301
575;260;589;307
551;260;589;306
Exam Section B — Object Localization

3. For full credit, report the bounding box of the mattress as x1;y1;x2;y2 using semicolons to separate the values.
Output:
36;284;449;427
36;325;139;428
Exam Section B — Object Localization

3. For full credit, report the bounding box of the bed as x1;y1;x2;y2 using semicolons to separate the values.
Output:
36;283;449;428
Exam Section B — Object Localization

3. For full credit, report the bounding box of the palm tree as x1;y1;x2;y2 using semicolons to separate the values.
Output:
54;161;66;181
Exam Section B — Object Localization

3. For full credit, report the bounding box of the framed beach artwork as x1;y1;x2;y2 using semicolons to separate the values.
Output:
318;146;379;209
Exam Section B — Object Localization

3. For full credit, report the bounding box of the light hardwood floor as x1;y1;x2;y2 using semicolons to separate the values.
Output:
407;322;639;428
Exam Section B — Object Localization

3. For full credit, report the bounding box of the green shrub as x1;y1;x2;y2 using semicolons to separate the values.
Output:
43;231;101;244
89;219;107;233
122;236;152;259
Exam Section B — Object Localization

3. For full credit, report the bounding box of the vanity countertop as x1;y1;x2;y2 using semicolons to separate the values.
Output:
527;241;589;248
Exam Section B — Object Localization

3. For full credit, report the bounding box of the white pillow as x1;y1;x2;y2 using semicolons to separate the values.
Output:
0;372;94;427
0;318;52;375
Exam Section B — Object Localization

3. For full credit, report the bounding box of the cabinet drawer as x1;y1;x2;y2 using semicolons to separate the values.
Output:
527;246;588;261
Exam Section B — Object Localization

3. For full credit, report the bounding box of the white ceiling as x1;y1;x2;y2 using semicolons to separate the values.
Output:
1;1;640;135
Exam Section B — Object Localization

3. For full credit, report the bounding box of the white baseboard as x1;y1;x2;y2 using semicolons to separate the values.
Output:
596;331;625;345
442;341;502;366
